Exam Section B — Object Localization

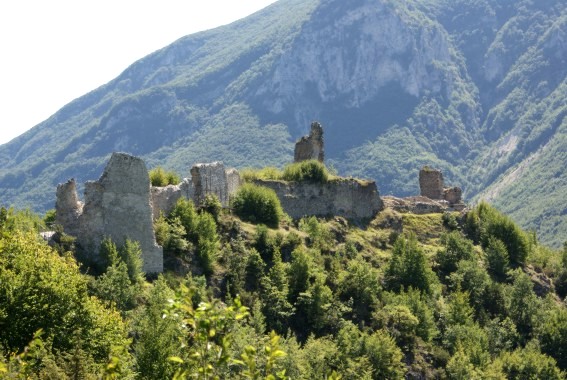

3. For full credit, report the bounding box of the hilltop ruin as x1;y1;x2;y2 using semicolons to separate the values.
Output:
55;124;465;273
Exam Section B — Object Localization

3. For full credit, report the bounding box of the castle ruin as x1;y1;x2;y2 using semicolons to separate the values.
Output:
54;126;466;274
418;166;464;207
56;153;163;273
294;121;324;163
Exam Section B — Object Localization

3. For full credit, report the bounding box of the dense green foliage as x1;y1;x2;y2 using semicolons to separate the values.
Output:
2;195;567;378
231;183;284;228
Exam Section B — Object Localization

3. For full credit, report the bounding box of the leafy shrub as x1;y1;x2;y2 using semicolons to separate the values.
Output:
149;167;180;187
0;230;129;365
43;209;56;228
282;160;329;183
169;198;198;240
299;216;333;252
231;183;283;228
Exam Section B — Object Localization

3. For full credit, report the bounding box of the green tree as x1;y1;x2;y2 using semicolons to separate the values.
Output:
364;330;405;379
260;253;294;334
508;270;539;339
0;230;130;369
449;260;490;319
437;231;475;277
337;258;382;324
490;344;564;380
465;202;530;267
134;277;180;380
536;304;567;370
200;193;222;222
485;237;510;279
445;346;483;380
195;211;219;276
169;198;198;241
385;233;435;294
374;304;419;350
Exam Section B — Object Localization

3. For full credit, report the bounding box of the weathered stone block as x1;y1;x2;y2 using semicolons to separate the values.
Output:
150;178;194;220
226;168;241;200
294;121;324;163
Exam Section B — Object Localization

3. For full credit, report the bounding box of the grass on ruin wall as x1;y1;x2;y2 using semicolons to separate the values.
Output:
241;160;373;186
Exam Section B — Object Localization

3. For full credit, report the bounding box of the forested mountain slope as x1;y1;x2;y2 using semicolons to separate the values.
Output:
0;0;565;246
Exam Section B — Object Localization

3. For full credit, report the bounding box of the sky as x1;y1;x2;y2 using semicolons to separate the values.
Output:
0;0;278;145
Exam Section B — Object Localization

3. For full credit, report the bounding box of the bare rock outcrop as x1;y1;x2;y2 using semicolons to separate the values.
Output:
294;121;324;163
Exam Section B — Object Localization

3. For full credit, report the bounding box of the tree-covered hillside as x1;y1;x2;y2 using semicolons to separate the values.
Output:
1;183;567;378
0;0;565;246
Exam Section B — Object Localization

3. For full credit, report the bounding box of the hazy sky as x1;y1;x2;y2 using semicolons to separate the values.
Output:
0;0;278;145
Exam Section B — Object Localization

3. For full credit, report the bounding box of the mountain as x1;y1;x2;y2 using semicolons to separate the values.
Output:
0;0;565;247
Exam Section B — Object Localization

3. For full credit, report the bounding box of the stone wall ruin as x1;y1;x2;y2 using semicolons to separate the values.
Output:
418;166;464;208
56;153;163;273
255;178;383;219
294;121;324;163
151;161;241;218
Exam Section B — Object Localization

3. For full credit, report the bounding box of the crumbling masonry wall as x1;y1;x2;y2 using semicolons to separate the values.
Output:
55;178;83;238
419;166;463;206
294;121;324;163
255;179;383;219
56;153;163;273
419;167;445;200
151;162;241;218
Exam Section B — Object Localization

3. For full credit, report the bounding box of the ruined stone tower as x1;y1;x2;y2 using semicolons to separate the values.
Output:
419;166;464;206
56;152;163;273
419;166;444;200
294;121;324;163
